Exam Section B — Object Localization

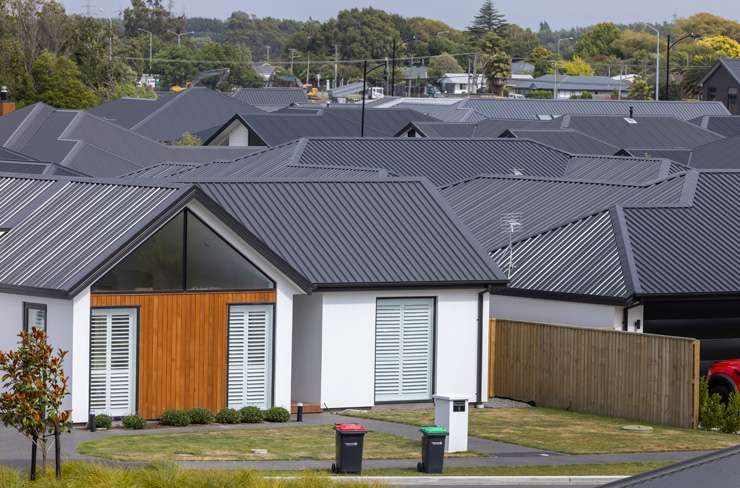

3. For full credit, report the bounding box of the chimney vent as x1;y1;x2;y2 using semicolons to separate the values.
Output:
629;106;634;118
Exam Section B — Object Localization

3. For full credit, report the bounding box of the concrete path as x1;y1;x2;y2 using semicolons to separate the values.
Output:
0;413;714;473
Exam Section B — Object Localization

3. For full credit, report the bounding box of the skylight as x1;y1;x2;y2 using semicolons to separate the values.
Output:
624;117;638;124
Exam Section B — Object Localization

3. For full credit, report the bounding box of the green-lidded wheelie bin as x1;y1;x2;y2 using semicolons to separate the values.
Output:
417;426;448;473
331;423;367;473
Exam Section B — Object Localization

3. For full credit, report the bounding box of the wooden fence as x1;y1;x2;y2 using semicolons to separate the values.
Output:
489;319;700;428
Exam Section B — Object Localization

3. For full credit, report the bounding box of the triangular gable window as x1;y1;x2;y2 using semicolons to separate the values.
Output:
93;210;274;292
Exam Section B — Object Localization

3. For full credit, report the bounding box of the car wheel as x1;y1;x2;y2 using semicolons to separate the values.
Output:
710;383;732;404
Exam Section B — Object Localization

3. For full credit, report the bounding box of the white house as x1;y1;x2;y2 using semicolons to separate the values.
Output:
438;73;486;95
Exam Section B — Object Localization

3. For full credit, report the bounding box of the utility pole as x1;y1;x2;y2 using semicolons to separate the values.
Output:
266;45;270;63
139;28;153;71
289;49;297;74
646;24;660;101
168;30;194;47
555;37;573;100
334;45;339;90
391;38;397;97
306;52;310;85
665;32;698;100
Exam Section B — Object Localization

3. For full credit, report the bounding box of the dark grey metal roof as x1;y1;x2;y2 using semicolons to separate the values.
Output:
689;135;740;169
231;87;309;107
556;115;725;150
405;119;547;138
507;74;630;93
90;88;263;142
0;103;256;177
388;100;485;122
87;93;176;128
0;145;38;162
563;155;685;183
442;173;689;253
504;129;621;155
0;174;187;295
197;178;506;287
603;444;740;488
690;115;740;138
463;98;730;121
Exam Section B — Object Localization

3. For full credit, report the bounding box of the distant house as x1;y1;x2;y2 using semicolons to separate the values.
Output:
511;61;534;80
438;73;486;95
507;75;630;99
700;58;740;114
253;62;275;82
400;66;429;97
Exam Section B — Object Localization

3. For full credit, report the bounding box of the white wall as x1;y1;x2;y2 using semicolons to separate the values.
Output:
491;294;624;330
187;201;305;410
228;124;250;146
71;288;90;423
319;288;486;409
291;294;323;404
0;292;75;412
626;304;644;333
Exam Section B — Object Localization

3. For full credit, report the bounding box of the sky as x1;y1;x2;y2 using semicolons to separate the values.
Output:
60;0;740;30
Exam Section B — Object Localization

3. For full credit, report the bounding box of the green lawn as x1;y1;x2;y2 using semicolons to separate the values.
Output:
0;462;379;488
78;424;474;462
340;407;740;455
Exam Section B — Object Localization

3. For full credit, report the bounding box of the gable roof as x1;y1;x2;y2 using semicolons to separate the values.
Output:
205;108;437;147
164;137;683;186
231;87;309;108
0;103;256;177
699;57;740;87
462;98;731;121
443;173;689;253
89;87;263;142
197;178;506;288
555;114;725;150
491;171;740;300
402;119;547;138
688;135;740;169
507;74;630;92
502;129;621;155
602;444;740;488
375;98;485;122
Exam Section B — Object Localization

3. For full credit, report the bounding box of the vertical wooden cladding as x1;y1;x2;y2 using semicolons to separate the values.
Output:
91;291;276;419
490;319;700;428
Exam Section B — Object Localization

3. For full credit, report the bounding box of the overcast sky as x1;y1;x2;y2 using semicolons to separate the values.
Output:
60;0;739;30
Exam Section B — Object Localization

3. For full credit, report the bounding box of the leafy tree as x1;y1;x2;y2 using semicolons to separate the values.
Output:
0;39;34;104
558;55;594;76
0;329;71;480
613;30;658;60
696;35;740;58
527;46;556;77
628;78;653;100
574;22;621;58
504;24;540;60
123;0;185;38
174;131;201;145
674;12;740;41
479;32;511;95
30;51;99;108
468;0;507;39
428;52;463;79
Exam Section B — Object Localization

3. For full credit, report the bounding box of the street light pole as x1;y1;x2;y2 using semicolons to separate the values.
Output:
554;37;573;100
361;60;388;137
664;32;698;100
168;30;194;47
138;28;153;71
390;36;416;97
646;24;660;101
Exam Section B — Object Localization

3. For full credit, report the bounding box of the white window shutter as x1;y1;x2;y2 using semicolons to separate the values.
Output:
375;298;434;402
228;305;273;409
89;309;136;417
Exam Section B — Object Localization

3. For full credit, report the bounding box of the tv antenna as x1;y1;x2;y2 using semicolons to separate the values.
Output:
501;213;523;278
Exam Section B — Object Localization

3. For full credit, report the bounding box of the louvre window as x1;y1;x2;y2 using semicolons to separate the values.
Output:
228;304;273;409
23;302;47;332
375;298;434;402
93;210;274;292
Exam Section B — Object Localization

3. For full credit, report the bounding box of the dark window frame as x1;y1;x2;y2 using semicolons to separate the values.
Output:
23;302;47;332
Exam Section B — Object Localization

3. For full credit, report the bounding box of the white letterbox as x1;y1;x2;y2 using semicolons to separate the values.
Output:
433;394;469;452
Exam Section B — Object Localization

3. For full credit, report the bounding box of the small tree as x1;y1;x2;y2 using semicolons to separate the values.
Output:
558;55;594;76
468;0;507;39
0;329;70;480
428;53;463;80
628;78;653;100
174;131;202;146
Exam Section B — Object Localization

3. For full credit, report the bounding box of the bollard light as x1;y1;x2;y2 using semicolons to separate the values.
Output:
297;402;304;422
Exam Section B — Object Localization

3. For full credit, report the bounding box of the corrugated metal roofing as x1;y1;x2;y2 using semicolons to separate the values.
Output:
198;178;506;287
231;87;309;106
463;99;730;121
442;173;688;252
602;444;740;488
392;101;484;122
492;210;630;298
0;175;185;293
0;146;37;162
624;171;740;295
506;129;621;155
563;155;679;183
689;135;740;169
690;115;740;137
558;115;725;150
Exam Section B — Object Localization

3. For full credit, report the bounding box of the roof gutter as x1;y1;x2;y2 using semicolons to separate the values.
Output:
475;286;492;406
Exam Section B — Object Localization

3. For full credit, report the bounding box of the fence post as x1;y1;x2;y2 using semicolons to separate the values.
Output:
691;340;701;429
488;319;496;399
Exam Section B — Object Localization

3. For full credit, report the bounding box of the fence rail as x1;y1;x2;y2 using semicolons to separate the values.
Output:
489;319;700;428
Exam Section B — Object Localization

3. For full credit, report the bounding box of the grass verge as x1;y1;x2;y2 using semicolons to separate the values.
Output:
0;461;380;487
77;424;475;462
340;407;740;454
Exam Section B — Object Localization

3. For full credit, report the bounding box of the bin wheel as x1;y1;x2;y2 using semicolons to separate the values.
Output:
417;462;423;472
331;463;336;473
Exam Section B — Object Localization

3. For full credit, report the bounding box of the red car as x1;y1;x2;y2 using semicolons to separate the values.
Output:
707;359;740;402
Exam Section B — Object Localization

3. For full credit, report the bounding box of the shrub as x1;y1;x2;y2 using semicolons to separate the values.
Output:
239;406;263;423
215;408;241;424
263;406;290;423
95;414;112;430
159;410;191;427
700;378;725;430
188;408;214;425
122;415;146;430
723;392;740;434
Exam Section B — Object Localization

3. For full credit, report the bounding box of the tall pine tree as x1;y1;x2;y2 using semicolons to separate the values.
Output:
469;0;507;38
